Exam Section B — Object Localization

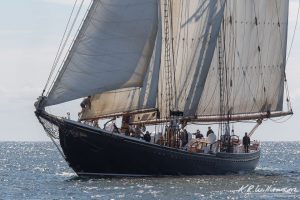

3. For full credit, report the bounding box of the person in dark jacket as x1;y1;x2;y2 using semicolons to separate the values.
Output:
243;132;251;153
143;131;151;142
206;127;214;137
195;129;203;139
179;129;189;148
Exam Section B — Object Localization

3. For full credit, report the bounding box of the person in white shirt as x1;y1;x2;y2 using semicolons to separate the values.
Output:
207;131;217;152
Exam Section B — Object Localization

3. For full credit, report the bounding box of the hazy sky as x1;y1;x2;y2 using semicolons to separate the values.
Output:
0;0;299;141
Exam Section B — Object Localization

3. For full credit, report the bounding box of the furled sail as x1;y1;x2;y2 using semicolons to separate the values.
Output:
45;0;159;106
157;0;226;118
197;0;289;116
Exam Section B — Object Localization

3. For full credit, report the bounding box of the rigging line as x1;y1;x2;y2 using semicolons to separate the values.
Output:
218;29;224;116
218;25;226;135
230;2;238;111
268;114;289;122
174;0;184;107
47;133;66;160
168;1;175;112
164;0;172;116
163;0;168;117
169;1;177;110
286;0;300;63
222;16;230;118
270;114;293;123
167;0;172;111
46;0;91;97
43;0;79;95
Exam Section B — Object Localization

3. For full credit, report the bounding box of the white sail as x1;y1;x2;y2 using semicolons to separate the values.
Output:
157;0;226;118
197;0;289;116
82;25;162;119
45;0;159;106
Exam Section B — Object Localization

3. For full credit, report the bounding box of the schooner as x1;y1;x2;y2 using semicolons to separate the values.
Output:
35;0;293;176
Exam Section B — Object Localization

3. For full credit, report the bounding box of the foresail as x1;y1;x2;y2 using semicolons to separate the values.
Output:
81;24;162;119
197;0;289;116
45;0;159;106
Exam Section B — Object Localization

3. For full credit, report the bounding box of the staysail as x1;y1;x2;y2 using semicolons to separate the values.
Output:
45;0;159;106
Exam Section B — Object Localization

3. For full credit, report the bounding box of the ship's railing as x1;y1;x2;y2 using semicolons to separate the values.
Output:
226;140;260;153
249;140;260;151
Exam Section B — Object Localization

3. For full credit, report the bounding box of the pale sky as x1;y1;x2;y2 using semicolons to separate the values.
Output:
0;0;299;141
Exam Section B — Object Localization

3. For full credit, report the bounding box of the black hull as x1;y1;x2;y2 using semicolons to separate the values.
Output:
37;112;260;177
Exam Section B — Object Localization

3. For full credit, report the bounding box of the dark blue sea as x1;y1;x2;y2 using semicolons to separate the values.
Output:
0;142;299;199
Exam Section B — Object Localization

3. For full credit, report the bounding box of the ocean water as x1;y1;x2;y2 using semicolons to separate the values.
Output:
0;142;299;200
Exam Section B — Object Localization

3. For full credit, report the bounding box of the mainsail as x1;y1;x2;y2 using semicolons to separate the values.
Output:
198;0;289;116
45;0;159;106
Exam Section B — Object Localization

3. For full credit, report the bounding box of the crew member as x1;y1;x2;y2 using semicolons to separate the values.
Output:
206;126;214;137
195;129;203;139
78;96;91;119
143;131;151;142
243;132;251;153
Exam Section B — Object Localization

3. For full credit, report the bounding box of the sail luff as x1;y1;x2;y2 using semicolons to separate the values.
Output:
45;0;159;106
